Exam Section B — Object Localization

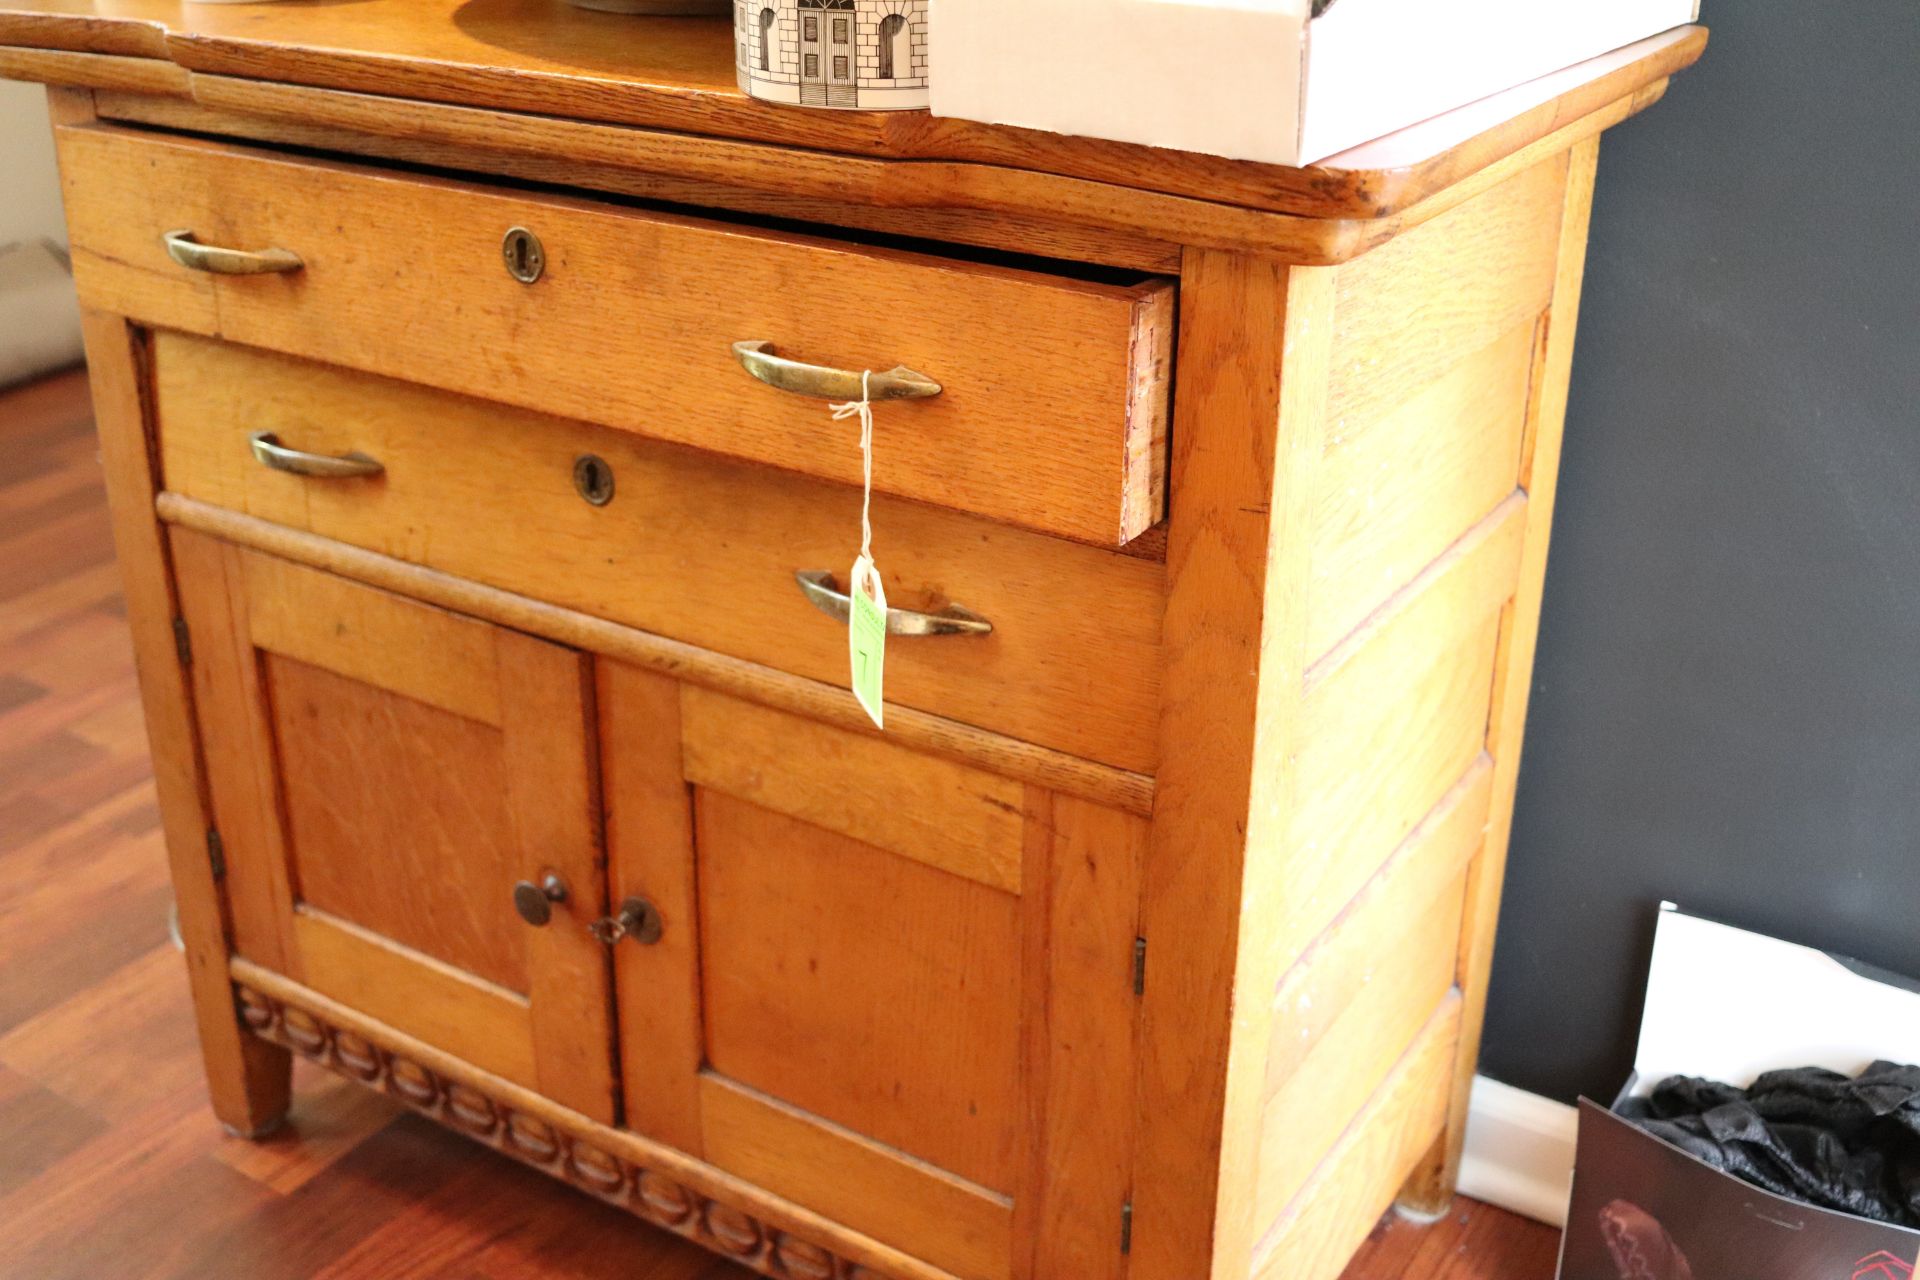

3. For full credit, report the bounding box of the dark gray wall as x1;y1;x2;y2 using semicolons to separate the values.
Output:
1480;1;1920;1104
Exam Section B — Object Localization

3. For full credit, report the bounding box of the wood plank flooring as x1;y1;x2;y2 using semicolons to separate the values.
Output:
0;365;1564;1279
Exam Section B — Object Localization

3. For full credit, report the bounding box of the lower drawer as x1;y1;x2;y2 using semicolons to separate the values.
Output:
151;332;1165;772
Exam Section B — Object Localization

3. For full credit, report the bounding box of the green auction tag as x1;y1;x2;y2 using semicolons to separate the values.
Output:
832;372;888;730
848;554;887;729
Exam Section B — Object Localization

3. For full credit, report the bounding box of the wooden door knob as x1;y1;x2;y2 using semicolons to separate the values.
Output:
512;874;569;926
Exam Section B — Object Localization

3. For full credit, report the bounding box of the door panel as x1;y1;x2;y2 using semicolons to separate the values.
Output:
601;663;1146;1280
172;530;616;1121
697;792;1022;1193
270;654;525;990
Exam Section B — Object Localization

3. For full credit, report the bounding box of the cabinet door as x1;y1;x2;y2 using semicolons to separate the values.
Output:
600;665;1147;1280
172;531;616;1121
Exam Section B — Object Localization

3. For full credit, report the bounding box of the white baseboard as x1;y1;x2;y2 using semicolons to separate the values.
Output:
1455;1074;1579;1228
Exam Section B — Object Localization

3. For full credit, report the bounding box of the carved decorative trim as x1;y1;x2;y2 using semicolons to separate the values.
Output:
235;984;890;1280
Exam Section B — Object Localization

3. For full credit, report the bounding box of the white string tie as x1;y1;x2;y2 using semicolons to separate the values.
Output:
830;370;876;565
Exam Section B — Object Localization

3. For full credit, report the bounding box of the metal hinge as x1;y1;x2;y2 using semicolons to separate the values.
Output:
1120;1202;1133;1255
206;827;226;881
172;616;193;667
1133;937;1147;996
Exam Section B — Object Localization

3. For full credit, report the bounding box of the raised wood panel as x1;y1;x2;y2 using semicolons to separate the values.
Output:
1265;760;1492;1095
170;528;299;979
1403;134;1606;1215
681;686;1025;893
1309;321;1538;660
291;907;536;1091
151;333;1165;773
265;653;526;993
700;1074;1013;1280
1251;995;1462;1280
695;792;1022;1196
242;552;503;726
1277;499;1526;973
1252;878;1466;1227
59;124;1175;546
1016;791;1148;1280
1327;156;1567;435
1288;614;1497;962
598;661;705;1157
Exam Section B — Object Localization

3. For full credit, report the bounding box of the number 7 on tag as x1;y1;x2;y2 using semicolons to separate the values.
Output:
848;554;888;729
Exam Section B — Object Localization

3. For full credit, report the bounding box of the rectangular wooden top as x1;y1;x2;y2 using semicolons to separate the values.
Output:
0;0;1705;221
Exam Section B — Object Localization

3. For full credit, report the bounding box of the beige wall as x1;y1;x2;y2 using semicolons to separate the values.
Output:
0;81;81;385
0;81;64;247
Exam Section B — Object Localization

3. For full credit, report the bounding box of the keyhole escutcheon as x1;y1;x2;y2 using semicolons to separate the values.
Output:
502;227;545;284
573;454;615;506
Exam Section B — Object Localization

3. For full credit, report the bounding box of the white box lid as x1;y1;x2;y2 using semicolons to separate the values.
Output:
1631;904;1920;1098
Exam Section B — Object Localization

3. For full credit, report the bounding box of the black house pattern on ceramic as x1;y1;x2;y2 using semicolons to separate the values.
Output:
734;0;929;110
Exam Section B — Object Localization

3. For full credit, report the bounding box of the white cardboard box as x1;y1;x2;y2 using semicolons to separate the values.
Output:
930;0;1701;168
1630;903;1920;1097
1555;905;1920;1279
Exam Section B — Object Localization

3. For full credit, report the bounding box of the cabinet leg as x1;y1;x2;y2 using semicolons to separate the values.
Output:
74;309;294;1140
177;946;293;1139
212;1034;294;1140
1394;1130;1459;1223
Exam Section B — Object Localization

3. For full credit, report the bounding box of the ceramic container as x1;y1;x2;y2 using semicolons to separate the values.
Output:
733;0;929;111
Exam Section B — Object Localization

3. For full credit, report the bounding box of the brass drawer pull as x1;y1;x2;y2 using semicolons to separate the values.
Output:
794;570;992;637
249;431;384;480
162;230;304;276
731;340;941;402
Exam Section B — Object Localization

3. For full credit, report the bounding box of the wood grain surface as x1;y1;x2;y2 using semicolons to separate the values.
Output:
148;333;1166;772
0;364;1560;1280
0;0;1704;223
168;534;619;1122
62;124;1174;547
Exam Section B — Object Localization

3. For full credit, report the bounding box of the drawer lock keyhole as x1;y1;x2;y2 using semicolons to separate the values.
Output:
573;454;615;506
502;226;545;284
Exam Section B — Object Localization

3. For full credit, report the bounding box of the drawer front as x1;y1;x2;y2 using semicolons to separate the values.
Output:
58;124;1175;547
153;333;1165;773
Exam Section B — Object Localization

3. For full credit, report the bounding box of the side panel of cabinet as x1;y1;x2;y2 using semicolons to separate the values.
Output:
172;531;618;1122
599;661;1145;1280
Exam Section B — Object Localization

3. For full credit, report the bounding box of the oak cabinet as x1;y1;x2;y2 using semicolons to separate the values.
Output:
3;8;1704;1278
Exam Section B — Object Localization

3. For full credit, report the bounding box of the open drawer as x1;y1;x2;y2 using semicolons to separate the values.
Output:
56;123;1175;546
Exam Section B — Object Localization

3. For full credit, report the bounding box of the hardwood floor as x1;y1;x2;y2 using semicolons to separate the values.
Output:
0;365;1565;1279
